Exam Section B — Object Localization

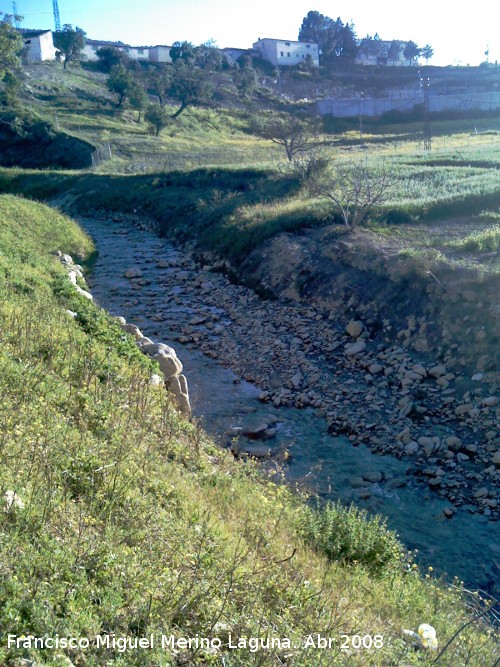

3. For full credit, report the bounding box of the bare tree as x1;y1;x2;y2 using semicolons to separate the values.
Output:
252;111;320;162
310;159;395;229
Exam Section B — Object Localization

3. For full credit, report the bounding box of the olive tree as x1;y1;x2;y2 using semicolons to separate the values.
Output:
252;111;320;162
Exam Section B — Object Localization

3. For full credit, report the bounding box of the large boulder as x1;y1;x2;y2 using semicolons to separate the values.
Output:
155;350;183;378
166;374;191;414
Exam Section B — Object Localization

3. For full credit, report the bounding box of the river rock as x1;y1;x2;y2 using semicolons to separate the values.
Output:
363;471;383;483
345;341;366;356
455;403;473;416
290;372;303;389
386;477;407;489
349;476;372;488
346;320;364;338
428;364;446;378
238;443;273;459
481;396;499;407
418;436;440;456
404;441;419;455
445;436;462;451
241;423;269;439
124;267;143;279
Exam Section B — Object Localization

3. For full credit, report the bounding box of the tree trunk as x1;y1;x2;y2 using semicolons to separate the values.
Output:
171;102;188;119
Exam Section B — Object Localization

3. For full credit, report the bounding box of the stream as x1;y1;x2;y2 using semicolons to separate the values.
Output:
78;215;499;597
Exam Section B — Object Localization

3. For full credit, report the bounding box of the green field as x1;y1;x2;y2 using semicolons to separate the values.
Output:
1;62;496;279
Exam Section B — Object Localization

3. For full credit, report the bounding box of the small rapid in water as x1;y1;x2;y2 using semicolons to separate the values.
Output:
78;215;499;596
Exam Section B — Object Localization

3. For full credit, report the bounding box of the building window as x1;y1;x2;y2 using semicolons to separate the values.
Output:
306;44;311;48
287;52;290;57
280;51;284;57
137;48;144;54
285;42;290;46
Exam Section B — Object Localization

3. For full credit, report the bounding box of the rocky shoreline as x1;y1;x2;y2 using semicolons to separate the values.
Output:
79;211;499;521
57;250;191;415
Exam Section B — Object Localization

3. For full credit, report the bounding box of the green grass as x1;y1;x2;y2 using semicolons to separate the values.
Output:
446;226;500;253
0;194;498;665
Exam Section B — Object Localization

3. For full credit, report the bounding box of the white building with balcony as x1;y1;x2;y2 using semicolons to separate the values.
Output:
252;38;319;67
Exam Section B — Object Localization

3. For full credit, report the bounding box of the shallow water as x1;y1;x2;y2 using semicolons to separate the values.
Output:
80;216;499;596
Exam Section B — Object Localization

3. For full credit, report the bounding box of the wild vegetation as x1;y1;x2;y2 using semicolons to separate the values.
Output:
0;193;498;665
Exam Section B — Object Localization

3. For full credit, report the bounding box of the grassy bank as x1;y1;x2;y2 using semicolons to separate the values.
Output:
0;195;498;665
1;160;500;271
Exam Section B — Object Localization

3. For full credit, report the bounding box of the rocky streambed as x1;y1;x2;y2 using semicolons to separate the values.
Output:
76;212;499;595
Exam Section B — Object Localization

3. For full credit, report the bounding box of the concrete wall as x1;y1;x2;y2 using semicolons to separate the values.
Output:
316;91;500;117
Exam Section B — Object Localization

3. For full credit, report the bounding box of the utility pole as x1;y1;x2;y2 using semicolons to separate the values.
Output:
423;77;431;151
419;69;432;151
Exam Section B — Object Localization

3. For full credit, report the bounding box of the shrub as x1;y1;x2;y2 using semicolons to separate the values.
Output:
144;104;170;136
300;501;403;574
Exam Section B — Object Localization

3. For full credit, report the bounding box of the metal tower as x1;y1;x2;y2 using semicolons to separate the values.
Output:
53;0;61;31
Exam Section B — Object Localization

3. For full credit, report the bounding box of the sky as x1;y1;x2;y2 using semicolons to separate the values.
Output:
5;0;500;66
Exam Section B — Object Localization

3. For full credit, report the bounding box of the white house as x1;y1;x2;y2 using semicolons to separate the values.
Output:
149;45;173;63
355;39;415;66
20;29;58;63
83;39;150;62
252;38;319;67
126;45;150;61
82;39;128;61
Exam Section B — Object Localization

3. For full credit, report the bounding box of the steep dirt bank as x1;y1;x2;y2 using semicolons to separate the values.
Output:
237;225;499;379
